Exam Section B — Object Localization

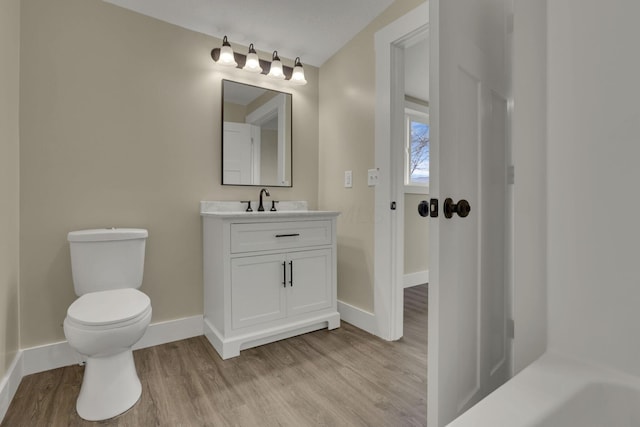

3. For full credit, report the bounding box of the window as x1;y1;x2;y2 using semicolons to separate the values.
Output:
405;106;429;193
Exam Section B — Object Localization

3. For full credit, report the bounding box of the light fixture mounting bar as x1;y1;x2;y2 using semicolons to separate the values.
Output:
211;48;295;80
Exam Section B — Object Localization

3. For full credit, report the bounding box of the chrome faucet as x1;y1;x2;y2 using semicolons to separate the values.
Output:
258;188;270;211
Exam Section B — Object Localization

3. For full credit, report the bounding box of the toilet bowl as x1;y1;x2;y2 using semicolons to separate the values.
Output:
64;228;151;421
64;288;152;421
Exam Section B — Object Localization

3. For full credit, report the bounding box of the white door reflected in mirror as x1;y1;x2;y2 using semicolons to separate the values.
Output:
222;80;292;187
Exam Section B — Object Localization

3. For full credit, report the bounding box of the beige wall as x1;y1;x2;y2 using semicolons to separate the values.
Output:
247;90;278;114
222;101;247;123
19;0;319;348
260;129;278;184
319;0;426;311
0;0;21;374
404;194;429;274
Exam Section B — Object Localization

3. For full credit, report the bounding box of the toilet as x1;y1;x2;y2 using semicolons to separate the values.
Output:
63;228;152;421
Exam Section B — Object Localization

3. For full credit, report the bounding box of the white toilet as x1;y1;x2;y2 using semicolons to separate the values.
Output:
63;228;152;421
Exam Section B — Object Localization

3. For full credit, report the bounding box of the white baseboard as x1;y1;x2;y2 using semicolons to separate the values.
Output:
403;270;429;288
22;315;203;377
22;339;81;376
337;300;377;336
0;351;23;422
134;315;203;350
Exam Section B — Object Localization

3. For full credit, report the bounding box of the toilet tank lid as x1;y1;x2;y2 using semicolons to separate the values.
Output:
68;228;148;242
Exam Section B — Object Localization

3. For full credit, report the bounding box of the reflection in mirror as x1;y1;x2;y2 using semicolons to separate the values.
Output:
222;80;292;186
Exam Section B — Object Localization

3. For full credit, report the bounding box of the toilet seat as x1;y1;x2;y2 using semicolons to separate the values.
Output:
67;288;151;328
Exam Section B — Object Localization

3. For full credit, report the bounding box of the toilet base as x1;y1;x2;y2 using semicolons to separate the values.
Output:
76;349;142;421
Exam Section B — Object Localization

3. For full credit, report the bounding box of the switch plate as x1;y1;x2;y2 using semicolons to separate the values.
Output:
344;170;353;188
367;169;379;186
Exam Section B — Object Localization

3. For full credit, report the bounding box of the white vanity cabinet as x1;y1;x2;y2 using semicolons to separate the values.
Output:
230;249;332;329
201;204;340;359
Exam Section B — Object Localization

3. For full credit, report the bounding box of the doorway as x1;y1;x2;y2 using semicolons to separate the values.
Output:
401;33;430;318
373;3;429;341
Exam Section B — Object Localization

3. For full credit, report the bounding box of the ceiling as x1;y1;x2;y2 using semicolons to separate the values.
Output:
223;81;267;106
405;37;429;103
103;0;395;67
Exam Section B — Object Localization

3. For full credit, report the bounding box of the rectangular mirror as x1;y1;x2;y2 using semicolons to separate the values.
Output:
222;80;292;187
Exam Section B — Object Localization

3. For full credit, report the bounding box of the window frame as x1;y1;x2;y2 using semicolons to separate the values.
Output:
404;101;430;195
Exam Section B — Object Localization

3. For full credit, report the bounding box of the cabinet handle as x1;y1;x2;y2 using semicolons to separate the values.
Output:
289;261;293;287
282;262;287;288
275;233;300;238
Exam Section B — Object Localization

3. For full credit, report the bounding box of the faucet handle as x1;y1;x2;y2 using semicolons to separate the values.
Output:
241;201;253;212
270;200;280;212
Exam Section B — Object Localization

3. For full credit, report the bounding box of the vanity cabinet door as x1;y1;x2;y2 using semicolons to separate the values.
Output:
286;249;332;317
230;254;287;329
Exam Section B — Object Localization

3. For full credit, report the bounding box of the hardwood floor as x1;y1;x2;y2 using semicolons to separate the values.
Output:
3;285;427;427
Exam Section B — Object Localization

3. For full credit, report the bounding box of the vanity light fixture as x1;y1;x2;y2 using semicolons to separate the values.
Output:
266;51;285;80
290;57;307;85
243;44;262;73
217;36;237;67
211;36;307;85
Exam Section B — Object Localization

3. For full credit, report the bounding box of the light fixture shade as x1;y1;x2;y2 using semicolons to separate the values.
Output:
290;57;307;85
267;51;285;80
218;36;237;67
243;44;262;73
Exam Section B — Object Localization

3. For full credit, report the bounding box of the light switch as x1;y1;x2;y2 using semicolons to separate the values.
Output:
367;169;379;186
344;170;353;188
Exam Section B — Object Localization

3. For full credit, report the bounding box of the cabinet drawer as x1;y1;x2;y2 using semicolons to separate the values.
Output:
231;220;332;253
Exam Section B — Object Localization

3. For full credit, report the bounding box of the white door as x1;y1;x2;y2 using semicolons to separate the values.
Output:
223;122;260;185
428;0;511;425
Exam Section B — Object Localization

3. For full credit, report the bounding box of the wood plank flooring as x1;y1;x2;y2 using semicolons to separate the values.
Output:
3;285;427;427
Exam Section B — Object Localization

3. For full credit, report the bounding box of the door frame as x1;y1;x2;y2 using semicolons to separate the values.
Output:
245;93;288;185
374;3;428;341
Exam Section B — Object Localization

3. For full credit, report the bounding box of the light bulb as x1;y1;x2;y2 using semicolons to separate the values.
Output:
290;57;307;85
267;51;285;80
243;44;262;73
218;36;237;67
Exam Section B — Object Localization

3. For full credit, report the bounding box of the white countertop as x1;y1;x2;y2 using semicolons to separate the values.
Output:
200;201;340;219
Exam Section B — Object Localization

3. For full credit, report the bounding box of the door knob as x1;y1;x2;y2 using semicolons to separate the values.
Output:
418;200;429;217
443;198;471;218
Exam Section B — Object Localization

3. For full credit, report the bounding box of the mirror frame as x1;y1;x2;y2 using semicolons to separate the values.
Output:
221;79;293;187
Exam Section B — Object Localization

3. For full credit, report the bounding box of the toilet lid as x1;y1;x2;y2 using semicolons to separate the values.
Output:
67;288;151;326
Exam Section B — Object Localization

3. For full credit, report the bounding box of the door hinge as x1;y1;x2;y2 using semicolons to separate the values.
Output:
390;201;397;210
508;165;515;185
507;318;515;339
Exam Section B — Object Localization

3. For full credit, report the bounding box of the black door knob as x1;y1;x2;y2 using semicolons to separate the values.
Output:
443;198;471;218
418;200;430;217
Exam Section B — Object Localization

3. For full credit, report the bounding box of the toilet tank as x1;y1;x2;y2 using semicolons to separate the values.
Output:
68;228;148;296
